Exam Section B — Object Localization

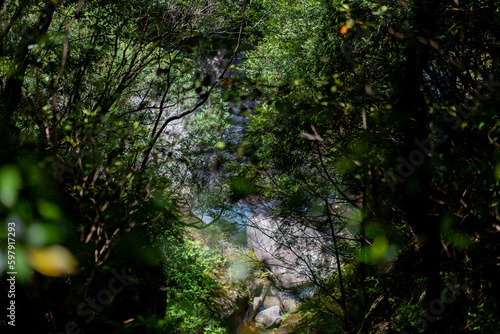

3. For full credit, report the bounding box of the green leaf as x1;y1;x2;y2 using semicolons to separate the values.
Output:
38;200;62;220
0;165;22;208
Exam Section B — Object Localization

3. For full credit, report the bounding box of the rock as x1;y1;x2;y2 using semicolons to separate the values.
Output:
263;295;281;309
247;213;335;290
244;281;271;323
253;296;263;309
212;285;248;320
244;296;263;322
255;322;265;329
282;298;297;311
255;305;281;327
275;312;300;334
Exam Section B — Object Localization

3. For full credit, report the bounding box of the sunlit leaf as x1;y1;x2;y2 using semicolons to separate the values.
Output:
27;245;78;277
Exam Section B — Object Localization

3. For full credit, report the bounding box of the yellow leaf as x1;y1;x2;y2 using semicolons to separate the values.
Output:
27;245;78;277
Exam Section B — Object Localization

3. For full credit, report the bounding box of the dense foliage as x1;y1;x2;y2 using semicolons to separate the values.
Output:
1;0;500;333
0;0;248;333
234;0;500;332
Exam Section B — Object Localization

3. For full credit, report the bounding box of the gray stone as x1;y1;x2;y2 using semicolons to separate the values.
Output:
255;322;265;329
263;295;280;309
246;296;263;322
255;305;281;327
247;213;335;289
253;296;263;309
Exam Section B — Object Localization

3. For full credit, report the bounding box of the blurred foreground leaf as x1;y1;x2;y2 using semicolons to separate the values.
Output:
27;245;78;277
0;165;22;208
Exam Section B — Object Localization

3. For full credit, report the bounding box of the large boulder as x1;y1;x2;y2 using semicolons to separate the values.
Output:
255;305;281;327
247;213;334;290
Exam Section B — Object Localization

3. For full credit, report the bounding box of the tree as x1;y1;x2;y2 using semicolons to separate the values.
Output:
234;0;500;332
0;0;251;332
